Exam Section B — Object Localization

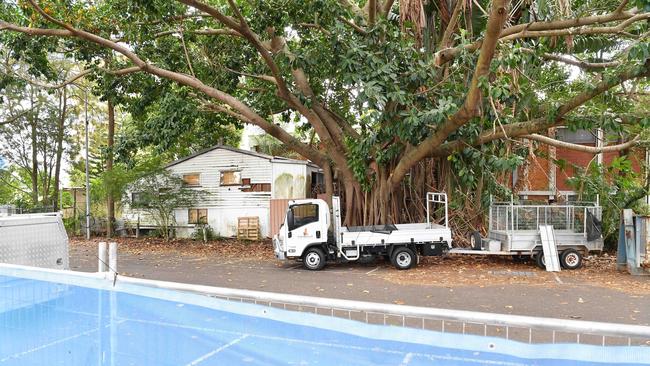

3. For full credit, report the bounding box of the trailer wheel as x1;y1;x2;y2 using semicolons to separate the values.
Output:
469;231;482;250
391;247;417;270
560;249;583;270
535;252;546;269
303;247;326;271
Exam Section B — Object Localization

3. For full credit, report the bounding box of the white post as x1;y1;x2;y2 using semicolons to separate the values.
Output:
98;242;108;272
109;241;118;275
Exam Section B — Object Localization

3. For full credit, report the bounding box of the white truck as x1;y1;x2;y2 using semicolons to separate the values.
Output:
273;192;452;270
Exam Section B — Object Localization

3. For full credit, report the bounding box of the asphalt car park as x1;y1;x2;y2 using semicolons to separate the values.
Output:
69;238;650;326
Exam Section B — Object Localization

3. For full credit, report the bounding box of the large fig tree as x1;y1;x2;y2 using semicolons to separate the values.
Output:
1;0;648;225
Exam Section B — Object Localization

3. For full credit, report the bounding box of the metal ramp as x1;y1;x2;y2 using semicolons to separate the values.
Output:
539;225;561;272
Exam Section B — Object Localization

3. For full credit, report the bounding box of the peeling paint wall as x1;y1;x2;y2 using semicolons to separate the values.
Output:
272;163;307;199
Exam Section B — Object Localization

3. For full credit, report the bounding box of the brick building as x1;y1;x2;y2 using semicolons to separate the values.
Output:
513;128;649;203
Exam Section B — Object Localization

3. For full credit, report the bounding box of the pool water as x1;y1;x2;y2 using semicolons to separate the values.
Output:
0;273;648;366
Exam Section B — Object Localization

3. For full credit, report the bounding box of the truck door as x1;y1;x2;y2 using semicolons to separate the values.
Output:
287;203;324;256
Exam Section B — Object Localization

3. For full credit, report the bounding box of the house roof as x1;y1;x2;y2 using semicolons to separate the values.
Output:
165;144;319;169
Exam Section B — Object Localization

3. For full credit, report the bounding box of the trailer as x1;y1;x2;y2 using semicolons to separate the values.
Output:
273;192;452;270
455;199;604;270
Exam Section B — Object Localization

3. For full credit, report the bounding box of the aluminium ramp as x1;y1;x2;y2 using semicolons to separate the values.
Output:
539;225;561;272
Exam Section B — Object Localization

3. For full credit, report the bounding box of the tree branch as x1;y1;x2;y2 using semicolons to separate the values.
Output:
175;0;242;31
0;20;72;37
154;28;243;38
389;0;510;189
368;0;377;26
616;0;630;13
338;16;367;35
339;0;366;19
521;48;621;70
204;103;327;165
0;66;141;89
433;7;641;66
500;13;650;42
432;62;650;156
0;108;33;126
383;0;396;16
438;0;464;50
523;133;641;153
223;66;277;84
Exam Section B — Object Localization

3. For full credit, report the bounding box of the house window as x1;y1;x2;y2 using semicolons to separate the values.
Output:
289;204;319;230
556;128;596;144
242;183;271;192
220;171;241;186
188;209;208;224
131;192;149;206
182;173;201;187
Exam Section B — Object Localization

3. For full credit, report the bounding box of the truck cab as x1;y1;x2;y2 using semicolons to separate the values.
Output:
273;198;330;265
274;193;453;271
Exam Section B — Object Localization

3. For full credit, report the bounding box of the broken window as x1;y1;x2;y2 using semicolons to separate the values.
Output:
220;171;241;186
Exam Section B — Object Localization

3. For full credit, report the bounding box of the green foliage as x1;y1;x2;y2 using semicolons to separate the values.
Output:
191;224;220;242
631;0;650;12
126;168;206;241
567;156;649;249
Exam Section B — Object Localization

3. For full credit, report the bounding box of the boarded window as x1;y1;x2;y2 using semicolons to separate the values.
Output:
182;173;201;187
220;171;241;186
188;209;208;224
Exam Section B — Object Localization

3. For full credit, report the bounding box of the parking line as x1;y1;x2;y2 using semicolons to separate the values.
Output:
366;267;379;275
553;273;564;284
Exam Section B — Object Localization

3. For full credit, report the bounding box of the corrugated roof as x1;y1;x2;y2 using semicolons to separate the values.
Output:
165;145;317;168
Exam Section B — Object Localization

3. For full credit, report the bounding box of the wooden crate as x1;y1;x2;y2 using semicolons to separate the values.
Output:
237;216;260;241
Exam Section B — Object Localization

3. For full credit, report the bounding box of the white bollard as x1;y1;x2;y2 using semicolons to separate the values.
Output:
108;241;118;275
98;242;108;272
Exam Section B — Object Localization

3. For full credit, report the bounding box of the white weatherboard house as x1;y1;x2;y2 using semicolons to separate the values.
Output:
124;145;322;238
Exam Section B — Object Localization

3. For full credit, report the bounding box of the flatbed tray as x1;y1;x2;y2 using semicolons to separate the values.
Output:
345;224;398;234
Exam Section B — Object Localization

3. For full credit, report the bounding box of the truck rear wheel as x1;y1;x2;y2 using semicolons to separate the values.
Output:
391;247;417;270
303;247;326;271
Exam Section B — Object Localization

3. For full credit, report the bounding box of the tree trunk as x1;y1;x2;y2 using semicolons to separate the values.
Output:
29;88;38;206
107;100;115;237
53;88;67;211
323;163;333;206
41;132;49;207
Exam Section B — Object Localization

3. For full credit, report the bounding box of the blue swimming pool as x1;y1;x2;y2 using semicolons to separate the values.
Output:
1;266;649;366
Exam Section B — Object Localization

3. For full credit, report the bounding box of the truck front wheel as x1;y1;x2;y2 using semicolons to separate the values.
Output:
391;247;417;270
303;247;326;271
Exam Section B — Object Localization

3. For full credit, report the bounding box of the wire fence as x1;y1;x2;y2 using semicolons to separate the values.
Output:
490;204;602;233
